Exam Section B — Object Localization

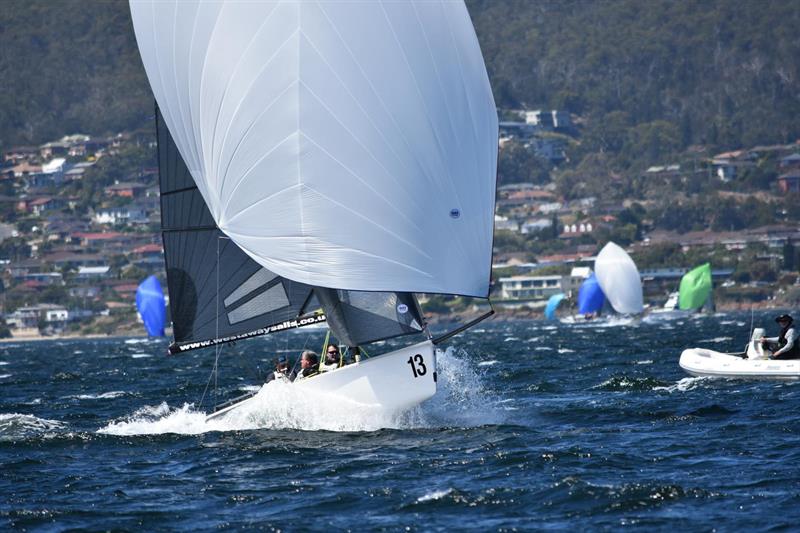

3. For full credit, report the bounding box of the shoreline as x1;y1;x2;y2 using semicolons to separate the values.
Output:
1;303;790;344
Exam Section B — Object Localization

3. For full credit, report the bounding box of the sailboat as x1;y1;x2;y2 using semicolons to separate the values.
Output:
135;275;166;337
558;272;606;324
645;263;713;322
590;241;643;324
129;0;498;419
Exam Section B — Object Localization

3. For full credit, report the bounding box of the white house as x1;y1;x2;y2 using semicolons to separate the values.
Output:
498;275;563;300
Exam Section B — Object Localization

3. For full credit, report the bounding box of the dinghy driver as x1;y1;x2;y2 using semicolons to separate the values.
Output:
760;314;800;360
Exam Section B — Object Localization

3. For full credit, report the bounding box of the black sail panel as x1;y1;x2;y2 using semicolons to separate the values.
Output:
315;288;425;347
157;107;315;353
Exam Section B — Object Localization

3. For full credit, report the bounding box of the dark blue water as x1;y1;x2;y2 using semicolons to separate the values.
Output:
3;312;800;531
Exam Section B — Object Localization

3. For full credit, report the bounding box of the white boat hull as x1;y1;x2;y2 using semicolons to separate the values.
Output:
207;340;438;421
679;347;800;379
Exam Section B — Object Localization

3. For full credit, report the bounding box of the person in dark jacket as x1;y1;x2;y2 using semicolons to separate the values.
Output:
291;350;319;381
761;314;800;360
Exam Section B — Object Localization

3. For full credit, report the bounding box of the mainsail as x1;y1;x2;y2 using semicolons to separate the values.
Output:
130;0;498;298
594;242;644;315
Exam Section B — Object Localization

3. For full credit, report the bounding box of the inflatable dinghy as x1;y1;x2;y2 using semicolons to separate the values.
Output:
680;328;800;379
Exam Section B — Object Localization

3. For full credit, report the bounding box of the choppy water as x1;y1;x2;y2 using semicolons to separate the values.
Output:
3;311;800;530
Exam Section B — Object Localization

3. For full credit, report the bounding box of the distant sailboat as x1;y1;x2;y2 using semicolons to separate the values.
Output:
129;0;498;419
544;293;565;320
646;263;713;322
679;263;713;311
594;241;644;316
135;275;165;337
559;271;611;324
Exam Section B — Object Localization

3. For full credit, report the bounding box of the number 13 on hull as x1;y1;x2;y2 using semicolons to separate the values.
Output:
294;341;438;414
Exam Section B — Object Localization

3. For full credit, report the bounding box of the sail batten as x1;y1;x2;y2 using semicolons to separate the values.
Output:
131;0;497;298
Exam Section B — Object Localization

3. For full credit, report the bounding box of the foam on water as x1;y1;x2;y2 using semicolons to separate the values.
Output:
124;338;151;345
71;391;128;400
98;403;208;436
0;373;10;379
0;413;67;441
130;353;152;359
98;346;503;435
416;488;454;502
699;336;733;343
654;376;714;393
0;361;9;365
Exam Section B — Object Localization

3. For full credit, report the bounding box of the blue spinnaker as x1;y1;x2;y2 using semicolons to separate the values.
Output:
577;273;605;315
545;293;565;320
136;275;166;337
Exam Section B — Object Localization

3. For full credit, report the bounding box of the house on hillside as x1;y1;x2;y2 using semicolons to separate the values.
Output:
2;146;37;165
777;171;800;193
39;141;69;159
780;153;800;170
71;232;126;249
25;197;65;216
104;182;147;198
497;275;563;300
10;161;43;179
64;161;95;181
7;304;69;333
521;218;553;234
711;150;756;181
94;204;150;225
523;110;571;129
76;266;112;281
41;158;66;180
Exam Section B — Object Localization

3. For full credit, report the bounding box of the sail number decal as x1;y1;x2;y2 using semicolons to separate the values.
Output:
406;354;427;378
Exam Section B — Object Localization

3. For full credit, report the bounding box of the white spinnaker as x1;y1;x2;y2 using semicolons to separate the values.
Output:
594;242;644;314
130;0;497;297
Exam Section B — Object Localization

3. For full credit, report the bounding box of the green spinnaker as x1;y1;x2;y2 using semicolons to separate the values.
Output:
678;263;712;310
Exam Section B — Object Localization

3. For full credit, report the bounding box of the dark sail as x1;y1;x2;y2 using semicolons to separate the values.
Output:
157;108;317;354
314;288;425;347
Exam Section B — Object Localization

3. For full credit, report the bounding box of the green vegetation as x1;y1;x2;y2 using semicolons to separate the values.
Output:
0;1;150;149
469;0;800;161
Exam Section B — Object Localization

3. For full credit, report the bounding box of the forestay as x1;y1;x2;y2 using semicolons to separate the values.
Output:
594;242;644;315
130;0;498;298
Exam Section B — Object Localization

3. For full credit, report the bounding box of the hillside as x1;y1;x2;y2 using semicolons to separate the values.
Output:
2;0;799;160
0;1;150;148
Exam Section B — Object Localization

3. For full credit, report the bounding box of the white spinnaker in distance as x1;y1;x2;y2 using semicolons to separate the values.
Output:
130;0;498;297
594;242;644;314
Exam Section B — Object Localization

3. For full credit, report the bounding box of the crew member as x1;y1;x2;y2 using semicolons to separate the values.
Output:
265;355;291;383
319;344;343;372
292;350;319;381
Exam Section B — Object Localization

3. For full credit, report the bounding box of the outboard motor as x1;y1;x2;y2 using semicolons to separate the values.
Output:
746;328;767;359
